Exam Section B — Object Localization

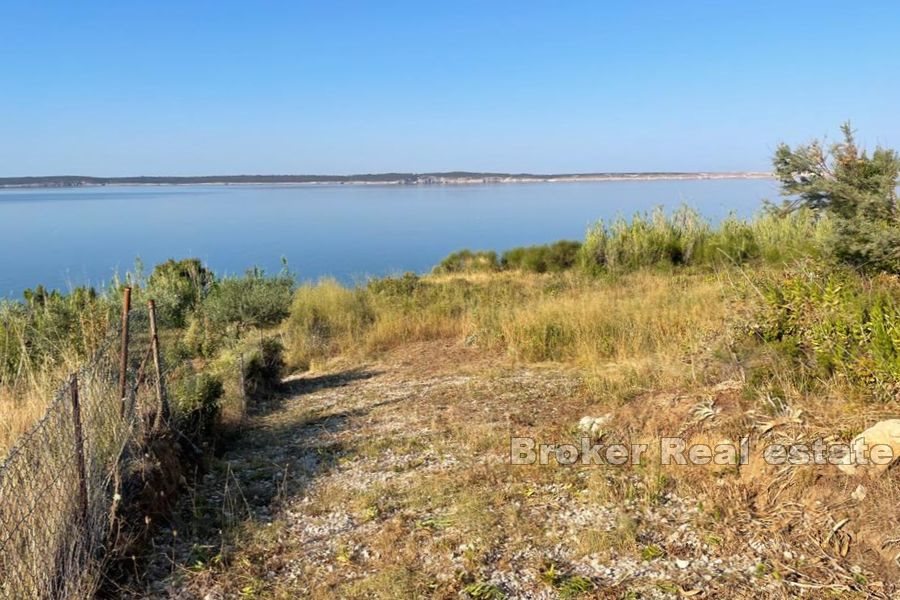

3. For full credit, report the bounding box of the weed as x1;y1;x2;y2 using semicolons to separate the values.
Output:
463;581;506;600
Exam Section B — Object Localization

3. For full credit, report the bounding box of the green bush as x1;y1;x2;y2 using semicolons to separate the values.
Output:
170;371;224;438
501;240;582;273
433;249;500;274
146;258;213;327
242;337;285;399
749;262;900;399
203;267;294;331
180;313;220;358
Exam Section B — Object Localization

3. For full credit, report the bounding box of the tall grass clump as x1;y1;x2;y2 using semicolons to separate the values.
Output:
496;270;728;395
365;273;494;349
750;208;832;263
284;279;374;369
579;206;830;273
580;206;710;272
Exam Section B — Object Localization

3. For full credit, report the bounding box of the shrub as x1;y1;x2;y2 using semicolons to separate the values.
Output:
203;267;294;331
501;240;582;273
433;249;500;274
749;262;900;399
170;371;224;438
242;337;284;399
146;258;213;327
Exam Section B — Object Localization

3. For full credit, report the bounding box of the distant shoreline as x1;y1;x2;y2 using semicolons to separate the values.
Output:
0;172;773;189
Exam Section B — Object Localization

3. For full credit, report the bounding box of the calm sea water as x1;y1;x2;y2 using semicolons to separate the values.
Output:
0;179;778;297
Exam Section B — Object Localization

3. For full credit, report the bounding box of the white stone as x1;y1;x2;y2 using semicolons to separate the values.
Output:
577;414;611;436
836;419;900;476
578;416;595;432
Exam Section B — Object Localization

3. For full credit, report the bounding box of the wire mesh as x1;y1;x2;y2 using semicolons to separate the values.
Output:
0;305;164;599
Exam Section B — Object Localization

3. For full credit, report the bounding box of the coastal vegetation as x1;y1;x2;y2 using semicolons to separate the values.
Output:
0;261;294;452
2;125;900;596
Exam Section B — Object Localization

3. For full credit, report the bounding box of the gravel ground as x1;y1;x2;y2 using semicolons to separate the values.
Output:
126;342;890;599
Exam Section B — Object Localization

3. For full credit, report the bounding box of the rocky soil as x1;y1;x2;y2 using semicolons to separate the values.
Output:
126;341;896;599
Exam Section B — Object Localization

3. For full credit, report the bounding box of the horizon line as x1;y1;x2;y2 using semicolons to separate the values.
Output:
0;170;774;183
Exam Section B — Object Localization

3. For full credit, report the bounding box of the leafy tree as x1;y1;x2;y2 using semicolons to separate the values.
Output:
773;123;900;272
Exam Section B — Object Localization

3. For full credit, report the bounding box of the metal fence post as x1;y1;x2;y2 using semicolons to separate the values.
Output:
118;286;132;417
148;300;169;432
70;375;90;527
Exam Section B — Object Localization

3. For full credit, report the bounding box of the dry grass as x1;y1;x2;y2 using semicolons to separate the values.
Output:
134;264;900;598
0;386;50;453
0;300;116;454
284;269;731;394
0;351;101;454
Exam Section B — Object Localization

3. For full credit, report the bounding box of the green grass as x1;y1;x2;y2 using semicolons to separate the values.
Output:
579;205;830;273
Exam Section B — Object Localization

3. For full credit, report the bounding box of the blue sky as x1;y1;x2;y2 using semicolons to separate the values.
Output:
2;1;899;176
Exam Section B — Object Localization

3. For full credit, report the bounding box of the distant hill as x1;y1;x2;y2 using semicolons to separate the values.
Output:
0;171;772;188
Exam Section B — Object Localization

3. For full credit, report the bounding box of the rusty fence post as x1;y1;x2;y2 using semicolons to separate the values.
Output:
118;286;132;417
148;299;169;432
70;375;90;527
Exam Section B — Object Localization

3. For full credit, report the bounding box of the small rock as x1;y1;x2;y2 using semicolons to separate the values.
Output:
836;419;900;476
675;559;690;569
851;484;867;501
577;414;611;436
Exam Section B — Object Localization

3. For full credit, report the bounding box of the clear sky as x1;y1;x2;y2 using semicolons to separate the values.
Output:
2;1;899;176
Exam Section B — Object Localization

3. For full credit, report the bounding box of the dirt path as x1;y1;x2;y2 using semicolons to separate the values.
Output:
132;341;795;599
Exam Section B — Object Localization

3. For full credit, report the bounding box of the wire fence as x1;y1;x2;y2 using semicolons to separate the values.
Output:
0;295;169;599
